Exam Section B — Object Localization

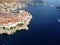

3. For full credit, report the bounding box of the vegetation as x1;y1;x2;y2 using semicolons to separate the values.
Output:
3;27;5;29
10;27;13;29
2;23;24;30
17;23;24;27
10;27;16;30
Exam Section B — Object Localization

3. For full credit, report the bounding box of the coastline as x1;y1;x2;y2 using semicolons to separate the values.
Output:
0;1;32;35
0;14;32;35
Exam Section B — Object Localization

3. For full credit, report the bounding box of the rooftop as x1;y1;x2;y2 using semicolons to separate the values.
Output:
0;10;29;24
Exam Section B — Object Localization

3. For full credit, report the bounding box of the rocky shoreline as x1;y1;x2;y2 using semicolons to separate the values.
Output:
0;14;32;35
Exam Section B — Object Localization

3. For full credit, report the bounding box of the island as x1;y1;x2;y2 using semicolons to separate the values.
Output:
0;0;32;35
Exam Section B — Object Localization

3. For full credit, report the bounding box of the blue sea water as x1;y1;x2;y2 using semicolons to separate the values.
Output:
0;0;60;45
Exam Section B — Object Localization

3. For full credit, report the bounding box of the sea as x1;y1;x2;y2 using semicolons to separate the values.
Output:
0;0;60;45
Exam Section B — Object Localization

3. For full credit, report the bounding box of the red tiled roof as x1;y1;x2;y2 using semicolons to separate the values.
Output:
0;11;28;24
